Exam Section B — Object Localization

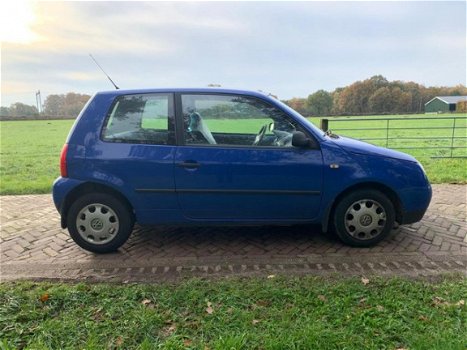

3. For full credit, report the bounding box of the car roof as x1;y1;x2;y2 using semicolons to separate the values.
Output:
96;88;271;98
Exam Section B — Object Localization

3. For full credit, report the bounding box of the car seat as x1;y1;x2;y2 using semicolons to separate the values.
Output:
188;112;217;144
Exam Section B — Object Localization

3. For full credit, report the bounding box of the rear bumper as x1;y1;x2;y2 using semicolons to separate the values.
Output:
53;177;80;210
400;209;428;225
52;177;85;228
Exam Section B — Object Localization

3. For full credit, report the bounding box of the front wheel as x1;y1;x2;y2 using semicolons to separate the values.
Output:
332;189;395;247
67;193;134;253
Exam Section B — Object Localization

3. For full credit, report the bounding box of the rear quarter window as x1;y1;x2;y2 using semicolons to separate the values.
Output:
102;93;175;145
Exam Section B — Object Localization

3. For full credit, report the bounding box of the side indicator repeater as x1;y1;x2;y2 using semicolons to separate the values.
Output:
330;164;340;169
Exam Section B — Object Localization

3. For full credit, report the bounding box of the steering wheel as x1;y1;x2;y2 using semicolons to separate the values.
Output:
253;124;268;146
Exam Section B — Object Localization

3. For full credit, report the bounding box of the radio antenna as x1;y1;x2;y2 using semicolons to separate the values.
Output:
89;54;119;90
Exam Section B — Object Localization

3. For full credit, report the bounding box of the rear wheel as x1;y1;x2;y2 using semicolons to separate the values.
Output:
332;189;395;247
67;193;134;253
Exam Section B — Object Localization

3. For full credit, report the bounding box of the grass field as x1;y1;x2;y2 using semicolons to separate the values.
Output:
0;114;466;195
0;120;74;195
1;276;466;349
310;114;467;158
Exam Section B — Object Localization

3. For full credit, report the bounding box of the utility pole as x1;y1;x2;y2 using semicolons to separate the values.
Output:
35;90;42;113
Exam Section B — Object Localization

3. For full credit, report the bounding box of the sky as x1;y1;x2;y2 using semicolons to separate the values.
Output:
1;1;466;107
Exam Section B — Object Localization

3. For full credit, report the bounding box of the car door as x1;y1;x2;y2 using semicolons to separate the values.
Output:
90;92;178;224
173;93;323;221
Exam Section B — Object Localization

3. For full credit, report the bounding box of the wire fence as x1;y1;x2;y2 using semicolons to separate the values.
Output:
319;115;467;158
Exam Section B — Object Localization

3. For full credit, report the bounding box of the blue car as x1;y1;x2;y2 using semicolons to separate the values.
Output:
53;88;432;253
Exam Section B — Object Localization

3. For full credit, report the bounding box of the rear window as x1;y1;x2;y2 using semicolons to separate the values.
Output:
102;93;175;145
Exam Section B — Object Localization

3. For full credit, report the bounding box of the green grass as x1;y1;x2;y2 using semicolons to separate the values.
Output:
311;114;467;184
0;120;75;195
310;114;467;159
0;115;465;195
1;276;466;349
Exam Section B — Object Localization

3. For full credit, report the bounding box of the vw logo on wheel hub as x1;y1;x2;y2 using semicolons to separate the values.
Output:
90;218;103;230
359;214;373;226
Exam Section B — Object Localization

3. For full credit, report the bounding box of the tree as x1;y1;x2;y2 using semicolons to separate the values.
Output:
456;100;467;113
340;76;390;114
8;103;39;116
327;75;467;115
43;94;64;116
43;93;91;117
63;93;91;117
391;88;411;113
0;106;10;117
401;81;424;113
448;84;467;96
368;87;392;114
368;87;412;114
307;90;333;116
283;97;309;116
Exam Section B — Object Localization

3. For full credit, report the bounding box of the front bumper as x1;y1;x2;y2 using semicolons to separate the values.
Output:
399;183;432;225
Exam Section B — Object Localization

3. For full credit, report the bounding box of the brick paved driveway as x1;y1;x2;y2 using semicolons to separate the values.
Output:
1;185;466;281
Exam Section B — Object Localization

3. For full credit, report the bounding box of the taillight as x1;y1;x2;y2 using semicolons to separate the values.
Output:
60;144;68;177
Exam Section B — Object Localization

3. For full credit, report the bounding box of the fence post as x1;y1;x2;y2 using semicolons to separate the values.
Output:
320;119;329;132
386;119;389;148
450;118;456;157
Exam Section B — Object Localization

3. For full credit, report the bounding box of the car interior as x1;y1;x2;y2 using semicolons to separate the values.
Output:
184;111;297;147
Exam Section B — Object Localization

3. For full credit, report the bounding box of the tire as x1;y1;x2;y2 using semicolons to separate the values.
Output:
332;189;395;247
67;193;134;253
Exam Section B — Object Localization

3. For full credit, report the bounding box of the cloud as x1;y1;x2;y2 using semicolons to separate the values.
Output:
1;1;465;106
59;71;102;82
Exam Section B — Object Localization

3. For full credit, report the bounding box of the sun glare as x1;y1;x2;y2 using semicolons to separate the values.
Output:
0;1;38;44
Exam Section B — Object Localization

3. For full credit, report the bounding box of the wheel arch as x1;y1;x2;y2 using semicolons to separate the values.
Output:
322;181;403;232
60;182;135;229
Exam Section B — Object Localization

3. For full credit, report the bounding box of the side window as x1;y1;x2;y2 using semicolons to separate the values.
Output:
102;93;174;145
181;94;301;147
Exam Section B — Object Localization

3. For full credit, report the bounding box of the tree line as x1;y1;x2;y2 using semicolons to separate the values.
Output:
0;93;91;118
1;76;466;118
283;75;467;116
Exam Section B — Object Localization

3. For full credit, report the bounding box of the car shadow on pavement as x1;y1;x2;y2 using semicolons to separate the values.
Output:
108;224;351;259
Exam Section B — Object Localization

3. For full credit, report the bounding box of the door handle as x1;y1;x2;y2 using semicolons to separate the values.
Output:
177;161;201;169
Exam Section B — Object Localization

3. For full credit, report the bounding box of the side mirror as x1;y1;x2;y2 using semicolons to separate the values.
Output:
292;131;311;148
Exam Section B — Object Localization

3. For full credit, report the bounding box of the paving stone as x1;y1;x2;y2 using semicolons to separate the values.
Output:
0;184;466;281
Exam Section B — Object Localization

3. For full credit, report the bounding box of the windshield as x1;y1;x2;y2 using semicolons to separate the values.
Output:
273;99;324;138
